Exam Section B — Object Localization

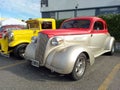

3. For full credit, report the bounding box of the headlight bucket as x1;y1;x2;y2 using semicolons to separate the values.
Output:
8;31;14;42
51;37;64;46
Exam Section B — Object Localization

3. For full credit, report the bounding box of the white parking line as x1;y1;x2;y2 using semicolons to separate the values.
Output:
0;61;27;70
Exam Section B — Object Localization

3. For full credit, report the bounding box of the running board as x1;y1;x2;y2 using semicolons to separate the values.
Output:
0;52;10;58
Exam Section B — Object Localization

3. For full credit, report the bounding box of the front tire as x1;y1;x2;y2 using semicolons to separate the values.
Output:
14;44;27;59
71;53;87;81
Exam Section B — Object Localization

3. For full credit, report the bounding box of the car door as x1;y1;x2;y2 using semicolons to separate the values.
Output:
90;20;109;56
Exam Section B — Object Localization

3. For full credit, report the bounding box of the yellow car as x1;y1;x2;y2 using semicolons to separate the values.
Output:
0;18;56;59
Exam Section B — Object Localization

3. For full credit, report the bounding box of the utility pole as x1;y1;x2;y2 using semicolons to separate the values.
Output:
74;2;79;17
40;0;42;17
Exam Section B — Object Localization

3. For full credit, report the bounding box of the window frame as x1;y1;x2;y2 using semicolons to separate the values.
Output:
41;0;48;7
93;21;104;30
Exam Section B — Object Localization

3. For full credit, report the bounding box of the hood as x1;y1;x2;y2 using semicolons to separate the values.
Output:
12;29;34;34
41;28;91;37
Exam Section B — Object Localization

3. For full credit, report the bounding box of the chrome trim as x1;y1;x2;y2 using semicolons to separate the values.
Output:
35;33;49;65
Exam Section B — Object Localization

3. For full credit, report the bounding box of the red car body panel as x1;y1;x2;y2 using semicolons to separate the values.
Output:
40;16;108;38
41;28;91;37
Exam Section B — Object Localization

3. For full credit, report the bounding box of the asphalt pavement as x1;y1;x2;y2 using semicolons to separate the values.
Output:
0;53;119;90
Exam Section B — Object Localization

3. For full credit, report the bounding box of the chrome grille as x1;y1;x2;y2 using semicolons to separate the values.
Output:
35;33;49;65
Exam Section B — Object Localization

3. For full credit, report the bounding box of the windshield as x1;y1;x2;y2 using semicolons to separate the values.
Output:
61;19;90;29
27;22;39;29
41;21;52;29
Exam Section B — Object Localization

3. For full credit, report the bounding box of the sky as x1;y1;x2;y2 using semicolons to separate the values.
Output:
0;0;41;20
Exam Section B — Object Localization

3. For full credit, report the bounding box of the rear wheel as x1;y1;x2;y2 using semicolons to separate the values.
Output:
70;53;87;81
106;42;115;55
14;44;27;59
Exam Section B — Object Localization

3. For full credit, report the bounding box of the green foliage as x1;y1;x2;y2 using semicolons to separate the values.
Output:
56;19;66;29
56;14;120;41
99;14;120;41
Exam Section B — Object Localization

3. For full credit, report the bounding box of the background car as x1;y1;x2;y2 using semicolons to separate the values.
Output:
0;25;25;38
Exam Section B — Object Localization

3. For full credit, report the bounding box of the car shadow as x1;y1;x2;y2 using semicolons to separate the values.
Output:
0;55;73;82
1;52;120;83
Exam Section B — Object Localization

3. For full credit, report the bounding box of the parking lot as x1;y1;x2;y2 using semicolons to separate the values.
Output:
0;53;119;90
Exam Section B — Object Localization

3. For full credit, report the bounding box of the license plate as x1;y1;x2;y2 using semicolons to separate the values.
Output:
31;60;39;67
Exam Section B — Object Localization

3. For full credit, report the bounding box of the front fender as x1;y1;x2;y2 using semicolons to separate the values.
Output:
24;43;36;60
45;45;94;74
9;40;30;47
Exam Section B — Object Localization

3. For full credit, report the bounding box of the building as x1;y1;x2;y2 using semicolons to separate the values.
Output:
41;0;120;19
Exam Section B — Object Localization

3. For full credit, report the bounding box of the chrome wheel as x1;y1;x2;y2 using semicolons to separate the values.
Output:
18;48;25;58
71;53;86;81
75;57;86;77
107;42;115;55
111;44;115;55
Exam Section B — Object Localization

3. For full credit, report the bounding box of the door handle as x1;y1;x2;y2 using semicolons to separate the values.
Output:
91;34;93;37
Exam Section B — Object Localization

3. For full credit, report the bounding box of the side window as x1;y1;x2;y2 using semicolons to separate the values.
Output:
27;22;39;29
93;21;104;30
41;0;48;7
42;21;52;29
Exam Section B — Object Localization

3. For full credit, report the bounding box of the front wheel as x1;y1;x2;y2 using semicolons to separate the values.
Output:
14;44;27;59
70;53;87;81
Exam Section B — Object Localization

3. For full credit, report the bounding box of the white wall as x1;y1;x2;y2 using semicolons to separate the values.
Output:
77;9;96;16
41;0;120;11
58;11;74;19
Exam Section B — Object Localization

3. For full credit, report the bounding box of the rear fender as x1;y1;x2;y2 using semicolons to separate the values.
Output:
104;37;115;50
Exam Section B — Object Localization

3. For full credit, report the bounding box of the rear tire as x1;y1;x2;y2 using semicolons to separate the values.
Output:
106;42;115;55
70;53;87;81
14;44;27;59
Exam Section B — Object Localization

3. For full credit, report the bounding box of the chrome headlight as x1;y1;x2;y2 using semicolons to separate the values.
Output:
31;36;37;43
8;31;14;42
51;37;64;46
